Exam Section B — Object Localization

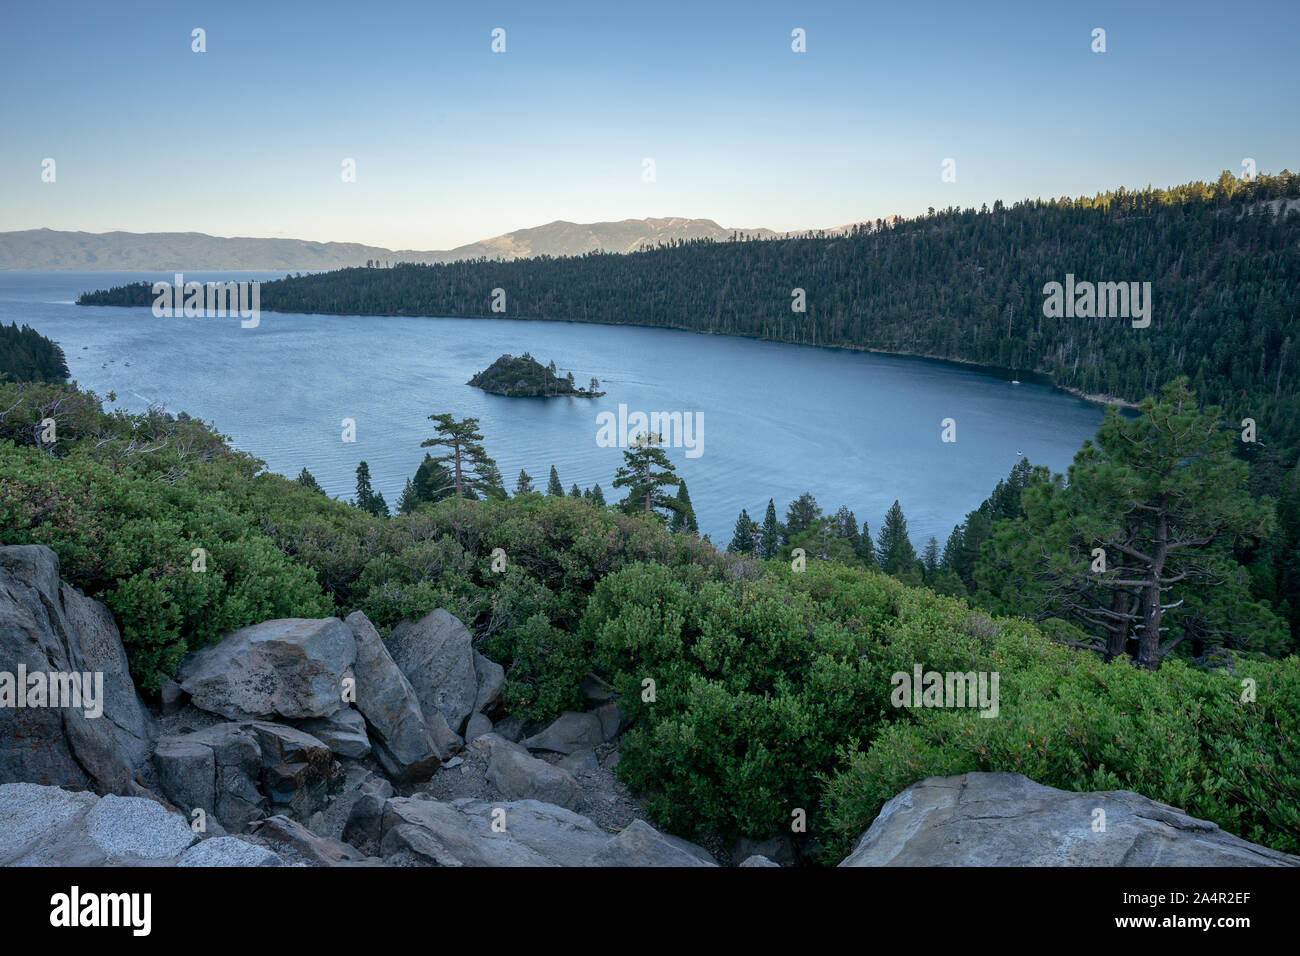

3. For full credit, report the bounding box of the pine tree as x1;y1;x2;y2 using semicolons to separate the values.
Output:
955;509;992;590
397;477;418;514
758;499;781;558
481;461;508;500
354;461;375;511
855;520;876;566
833;506;861;552
589;484;606;507
670;480;699;533
515;469;534;495
922;536;941;579
612;433;685;524
784;493;822;542
569;483;582;498
877;500;918;579
940;525;963;571
978;378;1286;667
296;468;323;493
420;414;497;500
411;453;456;505
353;461;388;517
547;466;564;496
729;508;756;553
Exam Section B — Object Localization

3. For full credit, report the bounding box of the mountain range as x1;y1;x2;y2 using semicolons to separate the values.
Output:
0;218;814;270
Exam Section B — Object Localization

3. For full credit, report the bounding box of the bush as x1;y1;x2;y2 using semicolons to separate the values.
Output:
582;561;889;840
0;440;332;691
821;635;1300;858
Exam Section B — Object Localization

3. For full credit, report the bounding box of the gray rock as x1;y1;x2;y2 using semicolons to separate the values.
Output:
178;836;283;867
313;763;391;843
344;611;445;782
387;609;478;734
839;773;1300;867
472;651;505;715
580;673;617;706
160;680;186;715
153;721;342;832
465;713;493;741
376;796;608;867
594;702;627;741
0;782;98;864
491;715;526;742
452;798;612;866
587;819;718;867
152;735;217;821
249;814;367;865
249;722;344;820
522;711;605;754
342;793;386;855
736;833;796;867
179;617;357;721
429;716;464;759
558;749;599;775
175;723;265;831
293;708;371;759
739;854;780;867
85;794;199;860
484;737;580;809
0;545;154;794
0;783;298;866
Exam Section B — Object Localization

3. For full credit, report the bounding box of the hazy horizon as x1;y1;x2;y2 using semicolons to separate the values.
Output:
4;0;1298;249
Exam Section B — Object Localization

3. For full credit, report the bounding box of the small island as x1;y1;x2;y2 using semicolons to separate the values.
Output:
467;353;605;397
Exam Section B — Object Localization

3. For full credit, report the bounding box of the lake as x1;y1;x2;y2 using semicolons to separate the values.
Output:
2;270;1106;547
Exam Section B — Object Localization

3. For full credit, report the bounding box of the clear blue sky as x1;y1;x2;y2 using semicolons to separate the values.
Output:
2;0;1297;249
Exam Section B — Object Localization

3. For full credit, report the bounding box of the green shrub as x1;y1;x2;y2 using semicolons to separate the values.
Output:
821;639;1300;858
0;440;332;691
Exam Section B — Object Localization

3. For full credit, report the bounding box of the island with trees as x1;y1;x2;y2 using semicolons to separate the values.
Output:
467;352;604;397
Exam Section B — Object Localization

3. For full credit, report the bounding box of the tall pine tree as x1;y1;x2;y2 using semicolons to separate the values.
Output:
612;433;684;524
670;481;699;533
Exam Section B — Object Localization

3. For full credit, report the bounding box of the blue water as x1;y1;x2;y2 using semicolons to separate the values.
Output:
1;270;1105;546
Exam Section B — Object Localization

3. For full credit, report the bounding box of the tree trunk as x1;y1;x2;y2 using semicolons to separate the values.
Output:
453;440;464;499
1136;499;1169;669
1104;588;1131;661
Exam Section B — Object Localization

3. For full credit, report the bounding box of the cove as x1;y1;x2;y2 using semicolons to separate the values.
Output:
3;270;1106;546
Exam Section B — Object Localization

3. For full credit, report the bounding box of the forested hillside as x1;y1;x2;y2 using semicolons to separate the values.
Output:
0;322;69;383
78;170;1300;454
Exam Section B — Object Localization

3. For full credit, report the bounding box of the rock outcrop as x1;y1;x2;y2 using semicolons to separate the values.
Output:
346;792;717;867
839;773;1300;867
0;782;283;866
587;818;719;867
178;618;356;721
521;711;605;755
152;721;343;832
344;611;450;781
0;545;154;795
477;734;580;809
387;609;479;734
